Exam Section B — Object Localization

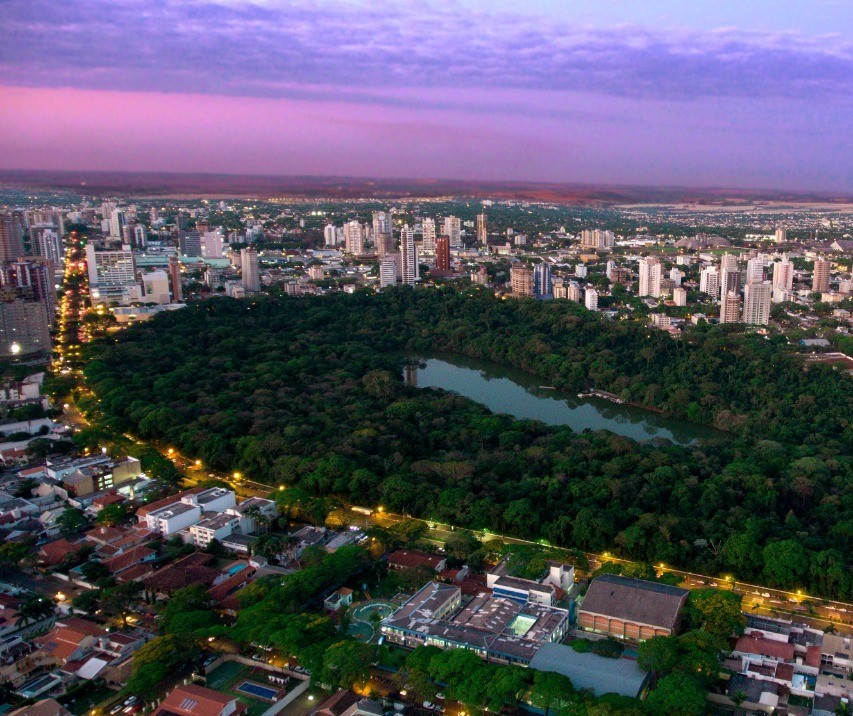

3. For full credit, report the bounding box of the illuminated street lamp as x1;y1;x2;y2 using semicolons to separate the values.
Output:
10;342;21;356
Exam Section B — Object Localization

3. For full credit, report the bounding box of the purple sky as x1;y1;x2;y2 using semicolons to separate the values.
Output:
1;0;851;191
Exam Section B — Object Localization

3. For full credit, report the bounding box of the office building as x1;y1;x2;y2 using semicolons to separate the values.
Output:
344;220;364;255
442;216;462;245
638;257;662;298
179;231;202;257
772;255;794;291
400;225;418;286
743;282;772;325
476;213;487;247
421;217;436;256
200;231;224;259
241;248;260;292
673;286;687;306
700;266;720;297
0;213;25;262
720;291;742;324
580;229;615;250
86;245;137;305
379;254;400;288
510;265;534;297
168;256;183;302
813;258;830;293
585;287;599;311
1;260;55;319
435;236;451;271
323;224;336;247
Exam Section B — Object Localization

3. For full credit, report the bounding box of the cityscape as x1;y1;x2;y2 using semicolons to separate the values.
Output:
1;2;853;716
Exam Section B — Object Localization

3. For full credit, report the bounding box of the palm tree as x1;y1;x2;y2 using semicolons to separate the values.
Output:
16;596;55;626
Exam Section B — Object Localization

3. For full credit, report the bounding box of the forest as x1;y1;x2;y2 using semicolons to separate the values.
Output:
83;286;853;599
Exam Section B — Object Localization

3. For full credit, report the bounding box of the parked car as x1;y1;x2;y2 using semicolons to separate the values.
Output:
110;705;123;714
123;697;138;707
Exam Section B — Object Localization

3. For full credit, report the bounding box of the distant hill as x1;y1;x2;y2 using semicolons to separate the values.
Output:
0;169;850;205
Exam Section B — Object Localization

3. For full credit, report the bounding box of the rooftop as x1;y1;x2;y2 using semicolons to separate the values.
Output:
579;574;689;631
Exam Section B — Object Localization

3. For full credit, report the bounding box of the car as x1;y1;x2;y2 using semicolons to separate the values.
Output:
203;656;217;667
123;705;142;715
123;697;138;707
110;705;123;714
422;703;443;712
761;592;771;598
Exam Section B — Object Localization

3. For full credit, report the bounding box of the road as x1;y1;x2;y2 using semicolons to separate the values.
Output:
57;241;853;637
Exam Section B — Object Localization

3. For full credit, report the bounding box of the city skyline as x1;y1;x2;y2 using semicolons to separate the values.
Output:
1;1;852;192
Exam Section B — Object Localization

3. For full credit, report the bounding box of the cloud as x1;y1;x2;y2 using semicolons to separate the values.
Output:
1;0;852;103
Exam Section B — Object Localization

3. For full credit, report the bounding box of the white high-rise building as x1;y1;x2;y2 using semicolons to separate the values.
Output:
241;247;260;292
421;218;436;256
442;216;462;245
141;271;171;305
400;225;418;286
775;228;788;243
109;209;126;240
584;287;599;311
30;225;63;268
638;257;662;298
373;211;392;239
746;257;768;285
323;224;337;247
669;267;684;286
719;291;742;324
86;244;135;287
720;268;741;300
200;231;224;259
133;224;148;249
700;266;719;298
580;229;615;249
673;286;687;306
772;256;793;291
344;221;364;255
743;282;772;325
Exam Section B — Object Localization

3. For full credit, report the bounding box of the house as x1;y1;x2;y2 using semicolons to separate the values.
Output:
143;552;219;599
387;550;446;573
32;616;106;666
324;588;354;612
151;684;246;716
577;574;689;641
37;538;86;567
7;698;73;716
225;497;277;535
310;692;383;716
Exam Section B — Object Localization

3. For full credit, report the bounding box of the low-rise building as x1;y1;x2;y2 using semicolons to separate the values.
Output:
151;684;246;716
486;558;574;606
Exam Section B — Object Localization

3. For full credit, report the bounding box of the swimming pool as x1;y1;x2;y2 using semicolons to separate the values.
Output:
236;681;278;700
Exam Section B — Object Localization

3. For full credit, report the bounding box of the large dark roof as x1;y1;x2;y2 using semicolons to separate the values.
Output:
579;574;688;630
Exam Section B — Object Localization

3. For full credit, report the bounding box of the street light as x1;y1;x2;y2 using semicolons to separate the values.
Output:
10;342;21;356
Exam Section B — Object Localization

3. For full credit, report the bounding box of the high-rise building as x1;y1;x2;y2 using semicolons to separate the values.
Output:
241;247;260;292
476;213;487;247
0;213;25;262
142;271;171;305
775;228;788;243
746;257;767;284
109;209;126;240
30;224;63;268
638;257;662;297
720;253;739;273
400;225;418;286
372;211;392;239
812;258;830;293
375;233;394;258
743;282;772;325
771;255;793;291
700;266;720;297
323;224;337;247
719;291;742;324
584;287;599;311
422;218;437;256
200;231;224;259
673;286;687;306
1;260;56;320
669;267;684;286
169;256;183;302
720;268;741;300
344;221;364;255
567;282;583;303
133;224;148;249
179;231;202;257
86;244;136;287
435;236;451;271
534;263;552;297
0;291;51;357
580;229;615;249
442;216;462;245
510;265;534;297
379;254;400;288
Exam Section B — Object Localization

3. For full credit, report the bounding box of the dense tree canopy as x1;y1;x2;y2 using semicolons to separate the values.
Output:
85;287;853;598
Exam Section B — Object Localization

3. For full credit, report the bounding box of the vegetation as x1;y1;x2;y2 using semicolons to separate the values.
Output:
84;288;853;598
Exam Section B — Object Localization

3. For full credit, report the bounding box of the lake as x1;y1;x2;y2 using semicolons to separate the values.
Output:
405;355;726;446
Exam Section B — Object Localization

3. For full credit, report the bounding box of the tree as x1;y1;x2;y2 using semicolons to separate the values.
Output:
57;507;88;536
253;533;287;562
0;540;32;574
125;634;199;697
15;596;55;626
96;503;130;527
528;670;574;716
687;589;745;639
80;560;110;583
72;590;100;616
319;641;374;689
637;635;679;680
644;673;706;716
762;540;809;589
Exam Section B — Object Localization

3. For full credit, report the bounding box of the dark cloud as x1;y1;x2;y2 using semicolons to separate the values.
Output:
1;0;851;102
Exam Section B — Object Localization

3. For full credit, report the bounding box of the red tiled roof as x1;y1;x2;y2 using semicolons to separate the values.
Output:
153;684;244;716
103;545;155;574
734;636;795;662
388;550;443;570
775;663;795;682
93;493;125;508
208;565;256;604
39;538;85;566
116;562;155;583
